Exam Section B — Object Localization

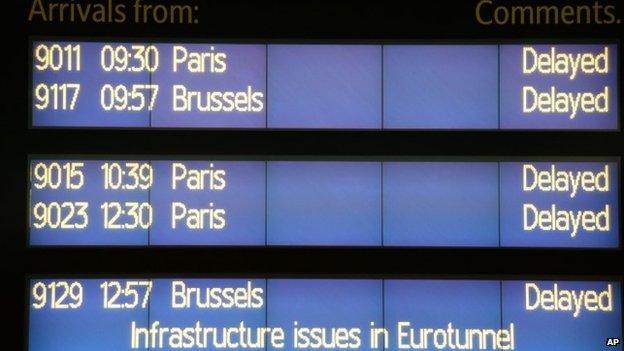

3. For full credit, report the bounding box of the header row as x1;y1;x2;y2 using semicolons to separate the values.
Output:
32;42;619;130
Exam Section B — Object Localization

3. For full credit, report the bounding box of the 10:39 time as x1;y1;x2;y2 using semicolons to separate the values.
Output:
101;162;153;190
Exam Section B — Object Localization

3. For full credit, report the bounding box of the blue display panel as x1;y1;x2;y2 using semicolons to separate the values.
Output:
267;45;382;128
502;280;622;350
383;45;498;129
383;162;499;247
267;280;383;351
149;161;266;245
384;280;502;350
150;44;267;127
31;41;619;130
500;45;618;130
500;162;619;248
28;158;620;248
28;278;622;351
148;279;268;350
267;162;382;246
29;160;150;245
31;42;152;127
29;279;149;351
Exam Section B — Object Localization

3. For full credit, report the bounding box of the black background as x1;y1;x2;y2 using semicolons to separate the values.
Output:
3;1;623;349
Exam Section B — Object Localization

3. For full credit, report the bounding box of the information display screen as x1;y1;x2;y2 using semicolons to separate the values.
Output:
28;158;620;248
28;278;622;351
16;4;624;351
31;41;619;130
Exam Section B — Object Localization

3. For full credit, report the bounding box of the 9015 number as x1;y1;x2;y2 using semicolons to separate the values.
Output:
31;162;84;190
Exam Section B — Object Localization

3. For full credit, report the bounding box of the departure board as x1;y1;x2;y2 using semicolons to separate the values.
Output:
28;158;620;247
28;278;622;351
31;41;619;130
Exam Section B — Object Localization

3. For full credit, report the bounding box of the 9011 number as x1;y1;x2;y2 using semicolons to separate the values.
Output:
31;162;84;190
33;44;81;71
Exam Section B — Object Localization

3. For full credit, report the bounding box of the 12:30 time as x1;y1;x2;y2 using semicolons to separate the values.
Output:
101;202;153;230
